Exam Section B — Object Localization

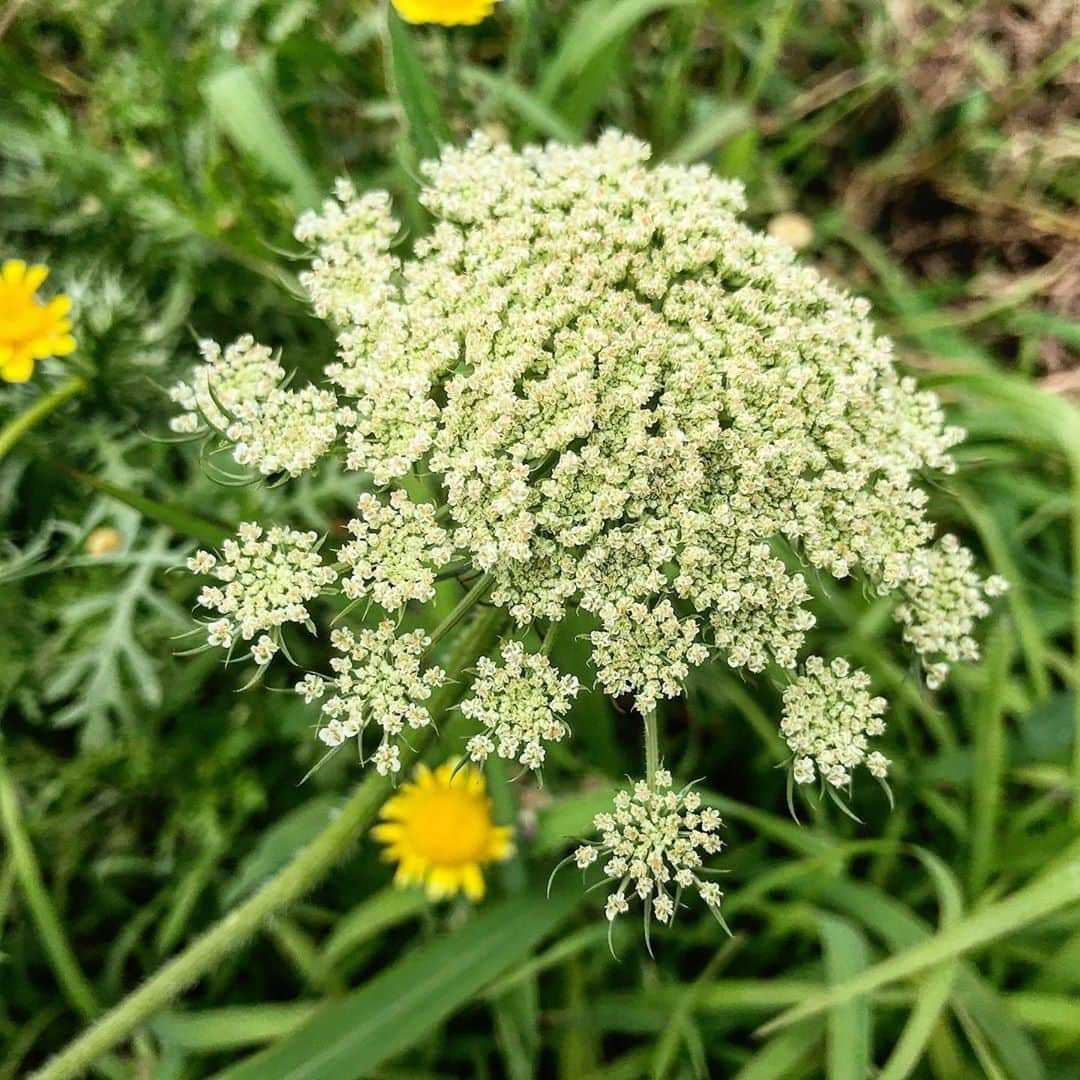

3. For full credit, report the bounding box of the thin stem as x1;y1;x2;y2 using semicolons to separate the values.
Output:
643;709;660;785
425;572;493;655
0;375;87;463
540;620;558;657
32;606;505;1080
0;751;100;1022
1071;454;1080;827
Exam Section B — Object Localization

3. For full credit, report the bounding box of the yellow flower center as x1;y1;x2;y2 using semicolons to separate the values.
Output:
402;787;495;866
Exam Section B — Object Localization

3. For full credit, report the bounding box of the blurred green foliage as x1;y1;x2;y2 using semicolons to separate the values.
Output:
2;1;1079;1077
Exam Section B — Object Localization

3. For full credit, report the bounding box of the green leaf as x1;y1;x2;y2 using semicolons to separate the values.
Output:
819;915;871;1080
537;0;700;107
153;1003;322;1053
60;466;232;547
821;880;1045;1080
320;886;429;970
215;882;580;1080
222;796;341;908
761;859;1080;1037
385;7;452;165
203;64;322;211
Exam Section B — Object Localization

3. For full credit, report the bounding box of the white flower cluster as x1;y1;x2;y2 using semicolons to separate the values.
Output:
289;131;991;714
169;336;283;435
573;770;725;927
589;600;708;714
189;524;335;652
299;623;446;776
338;491;453;611
169;334;348;477
781;656;889;789
461;640;579;770
894;535;1007;689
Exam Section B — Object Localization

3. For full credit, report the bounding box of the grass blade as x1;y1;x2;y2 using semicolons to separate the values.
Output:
760;862;1080;1039
203;65;321;212
57;465;232;546
385;7;452;164
819;915;871;1080
215;882;580;1080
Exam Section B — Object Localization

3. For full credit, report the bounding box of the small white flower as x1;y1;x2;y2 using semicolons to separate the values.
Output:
373;743;401;776
251;634;279;666
605;892;629;921
574;845;598;869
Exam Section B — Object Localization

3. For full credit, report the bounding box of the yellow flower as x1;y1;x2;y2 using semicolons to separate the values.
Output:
373;759;514;900
391;0;496;27
0;260;76;383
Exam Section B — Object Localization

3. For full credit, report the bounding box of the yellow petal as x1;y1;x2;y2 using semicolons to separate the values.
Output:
46;294;72;317
371;823;404;843
2;259;27;284
462;863;486;900
25;265;50;292
1;353;35;383
52;335;77;356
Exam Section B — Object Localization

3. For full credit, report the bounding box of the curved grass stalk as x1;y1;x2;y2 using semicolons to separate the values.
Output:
0;375;87;463
32;602;505;1080
0;752;99;1021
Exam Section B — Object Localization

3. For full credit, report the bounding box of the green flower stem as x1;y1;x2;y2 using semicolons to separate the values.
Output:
0;374;87;463
0;751;100;1022
32;604;505;1080
425;572;493;654
643;709;660;785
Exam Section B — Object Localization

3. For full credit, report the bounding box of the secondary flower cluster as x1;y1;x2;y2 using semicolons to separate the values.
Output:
461;639;579;771
574;771;725;928
893;535;1009;689
339;491;453;611
301;623;446;776
189;524;335;653
781;656;889;789
169;334;351;477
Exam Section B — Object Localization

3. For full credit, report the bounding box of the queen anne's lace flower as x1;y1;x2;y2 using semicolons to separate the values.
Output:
304;623;446;775
290;131;990;716
573;770;725;930
174;134;1004;850
461;640;579;770
781;656;889;789
190;524;336;651
338;490;453;611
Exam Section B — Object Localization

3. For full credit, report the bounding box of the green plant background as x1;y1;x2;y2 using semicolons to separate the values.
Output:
2;1;1079;1077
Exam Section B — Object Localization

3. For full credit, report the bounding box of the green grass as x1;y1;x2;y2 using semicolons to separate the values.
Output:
2;1;1079;1077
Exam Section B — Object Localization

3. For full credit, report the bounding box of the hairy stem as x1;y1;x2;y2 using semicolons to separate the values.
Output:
0;375;87;463
32;604;505;1080
0;751;100;1022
